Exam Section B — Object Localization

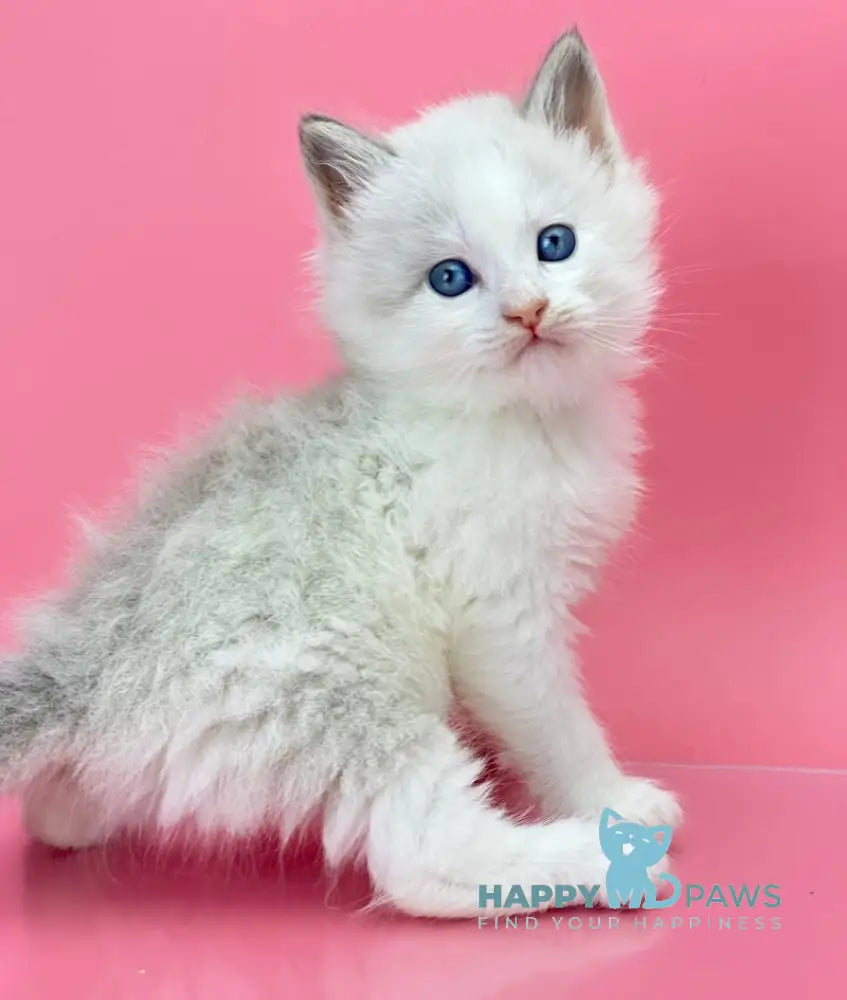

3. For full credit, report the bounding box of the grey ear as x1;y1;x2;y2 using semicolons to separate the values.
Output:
299;114;394;225
521;27;620;156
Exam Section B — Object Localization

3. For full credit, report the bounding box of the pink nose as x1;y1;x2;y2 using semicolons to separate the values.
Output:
503;297;548;329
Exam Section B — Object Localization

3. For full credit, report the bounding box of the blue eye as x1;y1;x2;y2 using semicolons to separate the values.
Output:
428;259;476;297
537;224;576;263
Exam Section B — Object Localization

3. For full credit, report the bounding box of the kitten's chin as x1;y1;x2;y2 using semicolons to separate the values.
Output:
369;339;638;417
507;339;643;413
511;335;572;364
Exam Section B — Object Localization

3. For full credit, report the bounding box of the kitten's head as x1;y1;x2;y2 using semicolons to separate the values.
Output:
599;808;672;867
300;28;659;413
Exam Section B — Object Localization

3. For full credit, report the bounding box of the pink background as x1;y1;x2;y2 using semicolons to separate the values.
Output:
1;1;845;769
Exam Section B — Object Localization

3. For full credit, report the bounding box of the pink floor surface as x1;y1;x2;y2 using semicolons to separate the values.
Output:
0;764;842;998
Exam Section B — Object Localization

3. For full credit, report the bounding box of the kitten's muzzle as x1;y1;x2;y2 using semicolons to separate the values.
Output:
502;296;549;333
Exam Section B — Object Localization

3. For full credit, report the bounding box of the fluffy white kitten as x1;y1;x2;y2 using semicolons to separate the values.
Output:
0;27;680;917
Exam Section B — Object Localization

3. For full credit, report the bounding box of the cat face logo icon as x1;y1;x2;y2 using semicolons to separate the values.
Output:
599;808;681;909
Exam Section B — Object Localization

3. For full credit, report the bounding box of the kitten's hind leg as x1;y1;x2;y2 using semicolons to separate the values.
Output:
362;725;612;918
22;767;112;849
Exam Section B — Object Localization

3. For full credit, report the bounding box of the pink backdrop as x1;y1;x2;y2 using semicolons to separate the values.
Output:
1;1;845;768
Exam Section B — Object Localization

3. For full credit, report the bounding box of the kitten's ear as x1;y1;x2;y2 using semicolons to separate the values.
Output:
652;825;673;850
521;27;621;157
601;808;624;828
299;114;395;227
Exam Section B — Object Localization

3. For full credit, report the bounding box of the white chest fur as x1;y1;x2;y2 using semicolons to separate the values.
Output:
405;385;642;612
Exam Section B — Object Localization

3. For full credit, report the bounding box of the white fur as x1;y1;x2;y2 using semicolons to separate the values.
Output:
1;28;681;918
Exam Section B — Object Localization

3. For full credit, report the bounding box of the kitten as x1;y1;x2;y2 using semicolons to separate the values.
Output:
600;808;681;909
0;27;681;917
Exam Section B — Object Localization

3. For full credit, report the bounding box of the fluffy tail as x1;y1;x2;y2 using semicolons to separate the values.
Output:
0;657;65;791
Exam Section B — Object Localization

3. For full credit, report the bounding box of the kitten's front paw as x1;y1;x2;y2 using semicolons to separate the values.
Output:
579;775;682;830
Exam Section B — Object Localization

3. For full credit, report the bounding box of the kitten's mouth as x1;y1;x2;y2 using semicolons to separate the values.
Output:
512;327;571;361
621;843;635;856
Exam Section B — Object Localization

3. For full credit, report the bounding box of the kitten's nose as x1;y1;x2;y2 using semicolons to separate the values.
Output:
503;297;548;330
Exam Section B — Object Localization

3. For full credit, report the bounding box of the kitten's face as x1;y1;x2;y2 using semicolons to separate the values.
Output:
599;809;672;867
302;30;659;412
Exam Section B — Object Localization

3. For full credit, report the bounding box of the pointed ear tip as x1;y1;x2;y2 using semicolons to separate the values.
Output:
299;113;329;134
298;114;319;147
561;24;587;47
298;114;393;154
535;25;591;68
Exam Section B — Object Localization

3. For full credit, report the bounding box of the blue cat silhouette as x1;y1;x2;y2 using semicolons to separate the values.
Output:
599;807;681;909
